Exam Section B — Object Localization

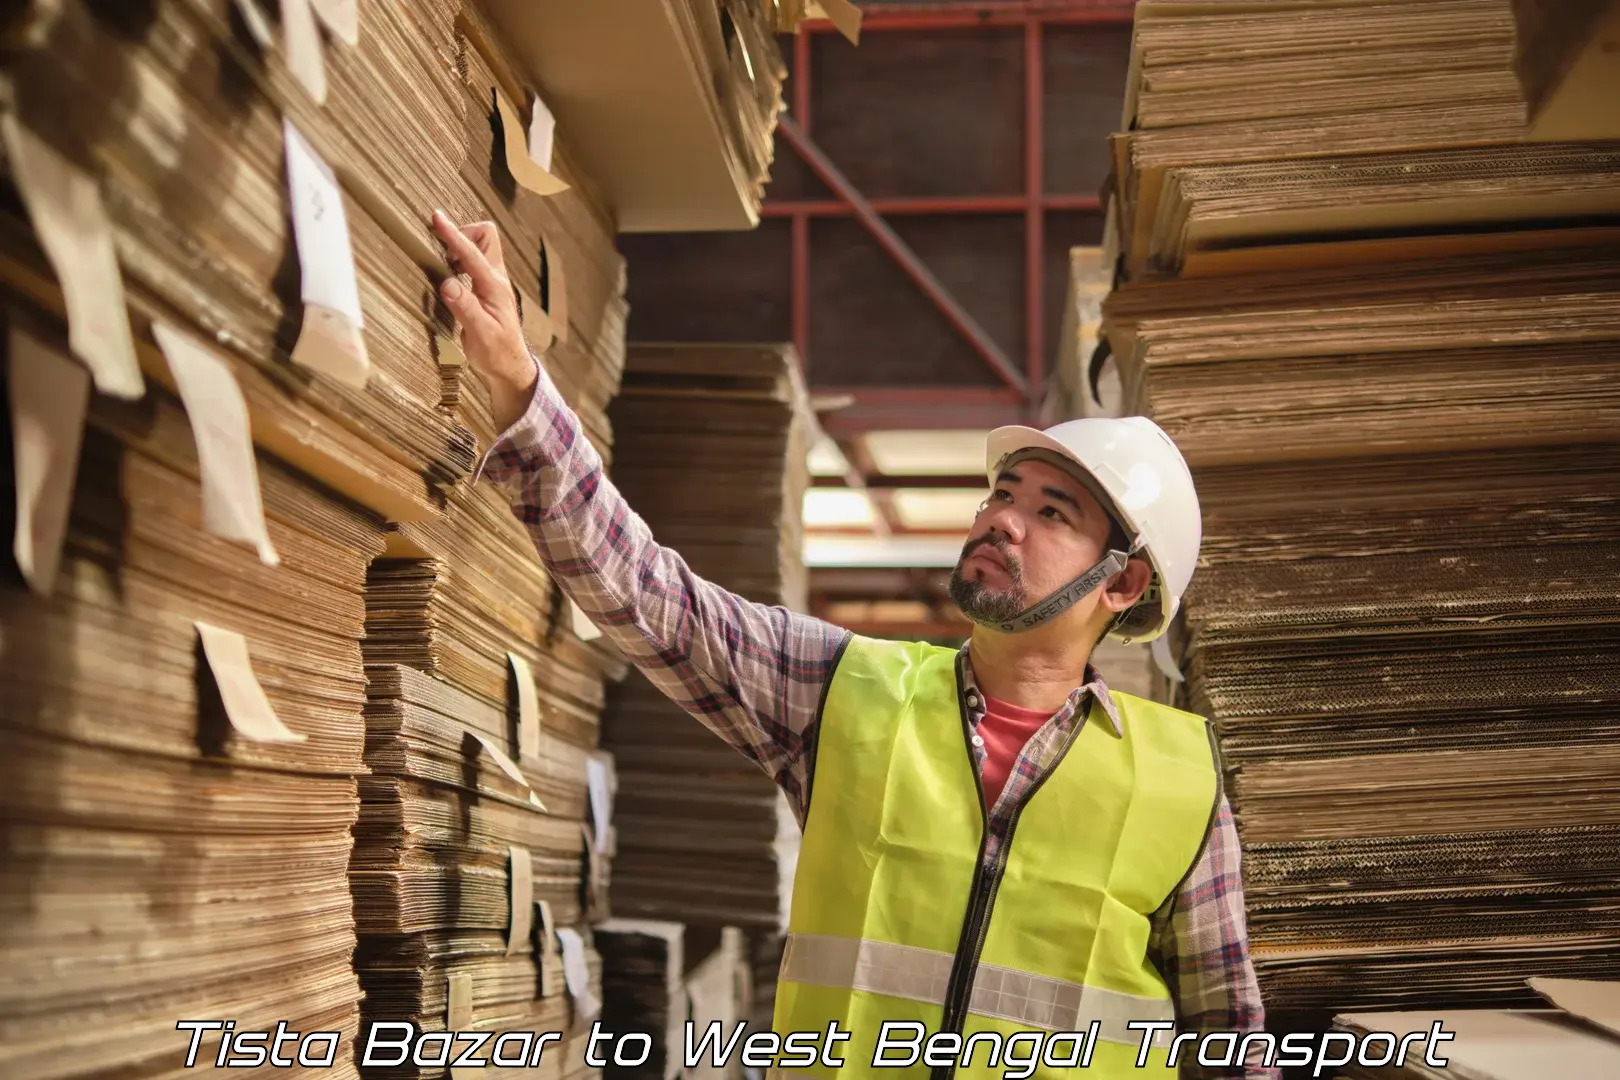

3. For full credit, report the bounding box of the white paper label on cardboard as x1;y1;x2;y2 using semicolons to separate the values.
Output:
446;972;472;1028
0;115;143;400
527;89;556;173
445;972;479;1078
468;730;525;786
555;928;602;1022
535;898;556;943
282;118;363;324
195;621;306;743
586;753;613;855
289;302;368;389
570;597;602;642
152;322;279;567
283;119;369;388
230;0;275;48
507;651;541;761
494;89;568;197
8;324;90;596
291;302;368;389
580;820;606;909
309;0;359;47
466;731;548;811
281;0;328;105
507;846;534;955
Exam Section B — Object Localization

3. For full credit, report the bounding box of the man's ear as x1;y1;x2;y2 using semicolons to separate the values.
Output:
1100;557;1152;613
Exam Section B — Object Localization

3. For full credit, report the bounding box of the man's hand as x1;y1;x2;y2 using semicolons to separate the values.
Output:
431;210;538;433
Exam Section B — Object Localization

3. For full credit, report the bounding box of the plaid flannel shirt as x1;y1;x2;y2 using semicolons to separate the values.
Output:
477;359;1278;1079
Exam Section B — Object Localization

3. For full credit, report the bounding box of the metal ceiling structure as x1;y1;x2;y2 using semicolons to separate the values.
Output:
621;1;1138;636
794;2;1135;637
775;0;1134;436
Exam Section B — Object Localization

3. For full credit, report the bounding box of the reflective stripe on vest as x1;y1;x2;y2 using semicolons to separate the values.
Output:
773;635;1219;1080
780;932;1176;1047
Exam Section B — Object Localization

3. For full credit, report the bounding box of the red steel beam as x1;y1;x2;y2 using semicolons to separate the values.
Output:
791;29;813;373
1024;17;1045;411
792;213;810;369
819;399;1028;435
872;491;909;534
813;385;1024;405
778;115;1029;398
807;2;1137;32
1040;194;1102;211
841;437;905;535
813;386;1024;433
761;193;1101;217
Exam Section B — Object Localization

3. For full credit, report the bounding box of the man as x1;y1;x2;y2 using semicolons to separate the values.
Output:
431;211;1277;1079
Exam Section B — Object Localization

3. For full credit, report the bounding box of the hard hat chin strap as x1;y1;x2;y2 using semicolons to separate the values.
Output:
975;548;1132;635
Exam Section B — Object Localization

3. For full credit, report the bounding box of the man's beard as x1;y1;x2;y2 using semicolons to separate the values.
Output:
948;533;1026;624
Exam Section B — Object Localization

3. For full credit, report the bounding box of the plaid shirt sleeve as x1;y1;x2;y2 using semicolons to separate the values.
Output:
474;357;849;813
1151;796;1280;1080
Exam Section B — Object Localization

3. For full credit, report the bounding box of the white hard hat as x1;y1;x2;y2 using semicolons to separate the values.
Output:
983;416;1201;644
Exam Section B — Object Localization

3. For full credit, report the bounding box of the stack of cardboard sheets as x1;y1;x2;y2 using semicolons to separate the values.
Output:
1;321;382;1080
347;8;631;1077
595;344;813;1041
1170;440;1620;1013
595;921;689;1080
1103;246;1620;467
599;343;812;934
1;1;631;1077
657;0;790;221
680;926;753;1080
1333;977;1620;1079
2;0;482;518
592;920;758;1080
610;343;812;617
355;480;623;1076
710;0;789;213
1104;0;1620;1020
1112;0;1620;281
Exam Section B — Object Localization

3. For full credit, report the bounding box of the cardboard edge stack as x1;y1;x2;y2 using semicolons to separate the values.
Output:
591;342;818;1073
0;0;674;1076
1;2;830;1078
1098;2;1620;1075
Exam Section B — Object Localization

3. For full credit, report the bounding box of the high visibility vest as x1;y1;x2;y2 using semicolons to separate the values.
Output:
768;636;1220;1080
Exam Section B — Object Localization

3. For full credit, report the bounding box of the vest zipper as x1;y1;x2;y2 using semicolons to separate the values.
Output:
931;665;1092;1080
930;658;994;1080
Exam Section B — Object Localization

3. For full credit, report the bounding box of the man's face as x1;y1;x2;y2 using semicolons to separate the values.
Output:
948;458;1120;626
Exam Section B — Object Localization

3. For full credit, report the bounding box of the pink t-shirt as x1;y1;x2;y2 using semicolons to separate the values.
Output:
978;694;1054;808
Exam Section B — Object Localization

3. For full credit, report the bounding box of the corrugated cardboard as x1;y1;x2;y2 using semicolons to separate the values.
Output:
1335;1004;1620;1079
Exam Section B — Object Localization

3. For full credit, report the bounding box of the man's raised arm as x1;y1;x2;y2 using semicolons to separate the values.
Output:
432;211;848;813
